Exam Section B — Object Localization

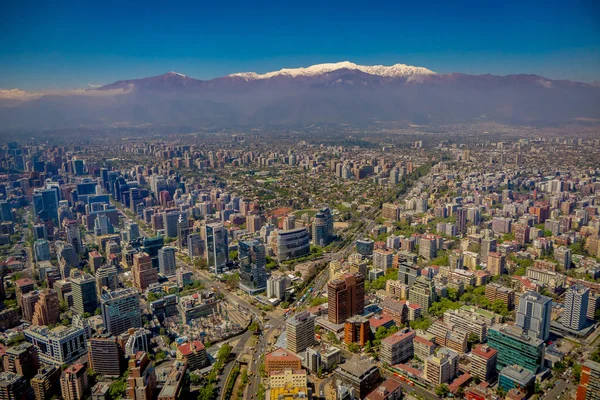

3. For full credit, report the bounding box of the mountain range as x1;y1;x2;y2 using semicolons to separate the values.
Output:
1;61;599;129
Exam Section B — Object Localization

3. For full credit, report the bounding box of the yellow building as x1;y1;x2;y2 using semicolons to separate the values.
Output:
269;369;307;388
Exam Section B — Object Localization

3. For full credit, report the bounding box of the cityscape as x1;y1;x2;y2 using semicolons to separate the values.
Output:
1;1;600;400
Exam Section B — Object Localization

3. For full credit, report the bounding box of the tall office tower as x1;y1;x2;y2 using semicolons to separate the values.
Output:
132;252;158;291
516;291;552;341
71;272;98;315
187;233;203;258
286;311;316;353
246;214;263;234
327;273;365;324
480;238;496;261
275;227;311;261
33;239;51;263
94;213;114;236
455;207;467;234
60;363;89;400
283;215;296;231
563;285;589;331
95;265;119;295
577;360;600;400
398;262;421;287
204;222;229;274
163;211;186;238
409;276;437;312
33;189;59;224
0;200;13;222
64;220;82;254
100;288;141;336
177;214;189;249
88;335;123;377
238;239;267;294
123;220;140;243
487;252;506;276
487;324;545;373
24;325;88;365
312;207;334;246
33;224;48;240
158;246;177;277
31;289;60;326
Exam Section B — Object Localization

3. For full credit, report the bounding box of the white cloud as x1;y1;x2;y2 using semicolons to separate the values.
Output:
0;86;133;101
537;79;553;89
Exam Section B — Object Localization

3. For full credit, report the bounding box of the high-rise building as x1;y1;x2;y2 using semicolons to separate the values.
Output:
187;233;203;258
265;348;302;373
32;289;60;326
88;335;123;377
2;342;39;379
126;352;156;400
275;227;310;262
563;285;589;331
487;252;506;276
286;311;315;353
132;252;158;291
555;246;572;270
516;291;552;341
100;288;141;336
60;363;89;400
123;220;140;243
328;273;365;324
176;340;208;371
24;325;88;365
267;275;288;300
34;239;51;262
498;365;535;395
238;239;267;294
95;265;119;295
0;372;34;400
344;315;371;346
424;347;459;385
33;189;59;224
65;220;82;254
577;360;600;400
455;207;467;234
158;246;177;277
15;277;35;309
312;207;334;246
409;276;437;312
380;329;415;366
283;215;296;231
471;344;498;382
246;214;263;234
204;222;229;274
398;262;421;287
31;366;61;400
485;283;515;311
71;272;98;315
487;324;545;373
22;291;41;322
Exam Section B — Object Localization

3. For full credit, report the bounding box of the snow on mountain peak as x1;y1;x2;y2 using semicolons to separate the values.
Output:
229;61;436;81
167;71;187;77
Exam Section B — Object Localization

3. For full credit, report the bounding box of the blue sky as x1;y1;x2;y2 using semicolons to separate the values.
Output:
1;0;599;90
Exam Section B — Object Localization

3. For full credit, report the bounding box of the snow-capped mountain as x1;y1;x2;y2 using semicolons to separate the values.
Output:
1;61;599;129
228;61;436;81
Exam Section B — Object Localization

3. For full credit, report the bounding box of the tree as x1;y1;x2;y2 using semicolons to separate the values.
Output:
197;383;215;400
435;384;449;397
190;373;201;386
109;378;127;400
347;343;360;353
468;333;480;346
573;364;582;383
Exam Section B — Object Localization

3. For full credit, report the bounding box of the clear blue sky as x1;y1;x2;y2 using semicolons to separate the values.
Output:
1;0;599;90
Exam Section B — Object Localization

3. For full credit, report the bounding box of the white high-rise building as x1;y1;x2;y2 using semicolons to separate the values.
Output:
563;285;589;331
516;291;552;341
